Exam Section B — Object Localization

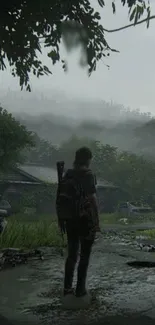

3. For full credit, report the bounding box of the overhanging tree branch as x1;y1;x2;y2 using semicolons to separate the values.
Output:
0;0;153;90
103;15;155;33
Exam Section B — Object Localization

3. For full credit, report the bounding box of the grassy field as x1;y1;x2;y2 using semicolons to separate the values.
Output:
137;229;155;239
0;212;155;249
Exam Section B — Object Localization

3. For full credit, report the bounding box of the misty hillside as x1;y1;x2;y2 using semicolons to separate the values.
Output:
1;89;152;121
1;89;154;156
15;108;153;156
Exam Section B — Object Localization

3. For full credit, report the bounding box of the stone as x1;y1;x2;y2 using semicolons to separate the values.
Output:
61;293;91;310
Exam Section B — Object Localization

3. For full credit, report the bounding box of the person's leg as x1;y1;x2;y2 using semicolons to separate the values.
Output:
64;221;79;295
76;235;95;297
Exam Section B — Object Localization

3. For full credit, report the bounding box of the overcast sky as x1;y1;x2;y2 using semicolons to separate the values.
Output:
0;1;155;114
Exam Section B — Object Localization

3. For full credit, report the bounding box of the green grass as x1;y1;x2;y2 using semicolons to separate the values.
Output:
0;218;64;249
1;212;155;249
100;213;155;225
137;229;155;239
100;213;125;224
101;212;155;225
0;213;109;249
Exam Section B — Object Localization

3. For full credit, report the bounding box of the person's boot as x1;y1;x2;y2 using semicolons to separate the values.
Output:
75;288;87;297
76;255;89;297
75;275;87;297
75;284;91;309
64;257;76;296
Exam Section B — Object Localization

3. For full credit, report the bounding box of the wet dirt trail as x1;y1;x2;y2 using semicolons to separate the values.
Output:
1;228;155;325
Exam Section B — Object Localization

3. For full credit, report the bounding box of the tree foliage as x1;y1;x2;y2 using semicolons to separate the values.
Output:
0;0;151;90
24;133;59;167
135;119;155;146
0;107;34;169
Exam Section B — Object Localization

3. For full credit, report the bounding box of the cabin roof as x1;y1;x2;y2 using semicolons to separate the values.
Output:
19;165;58;183
0;166;41;184
0;164;117;188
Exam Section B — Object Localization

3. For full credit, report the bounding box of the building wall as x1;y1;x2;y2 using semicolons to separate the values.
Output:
3;183;40;213
3;183;57;215
0;167;57;215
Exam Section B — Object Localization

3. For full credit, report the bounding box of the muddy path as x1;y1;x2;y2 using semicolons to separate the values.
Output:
1;227;155;325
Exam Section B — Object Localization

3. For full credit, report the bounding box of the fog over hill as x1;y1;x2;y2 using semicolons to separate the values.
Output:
0;89;152;121
0;89;154;155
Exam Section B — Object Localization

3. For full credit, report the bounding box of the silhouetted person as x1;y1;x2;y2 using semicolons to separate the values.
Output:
56;147;100;297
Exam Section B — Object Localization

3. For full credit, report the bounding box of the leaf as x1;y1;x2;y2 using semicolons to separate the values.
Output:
26;84;31;92
112;1;116;14
48;50;59;64
121;0;125;6
130;7;136;22
147;7;151;28
98;0;105;7
94;12;100;19
134;9;139;25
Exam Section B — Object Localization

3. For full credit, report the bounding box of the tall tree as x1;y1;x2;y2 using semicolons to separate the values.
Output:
0;107;34;169
0;1;151;90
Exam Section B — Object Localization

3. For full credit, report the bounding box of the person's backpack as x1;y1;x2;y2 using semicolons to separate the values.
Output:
56;162;96;230
56;161;81;223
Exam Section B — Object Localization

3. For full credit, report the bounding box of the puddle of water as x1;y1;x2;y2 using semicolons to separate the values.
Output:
127;261;155;268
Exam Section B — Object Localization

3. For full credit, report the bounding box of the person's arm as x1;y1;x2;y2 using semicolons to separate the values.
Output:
88;193;98;215
89;194;100;231
84;171;100;231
